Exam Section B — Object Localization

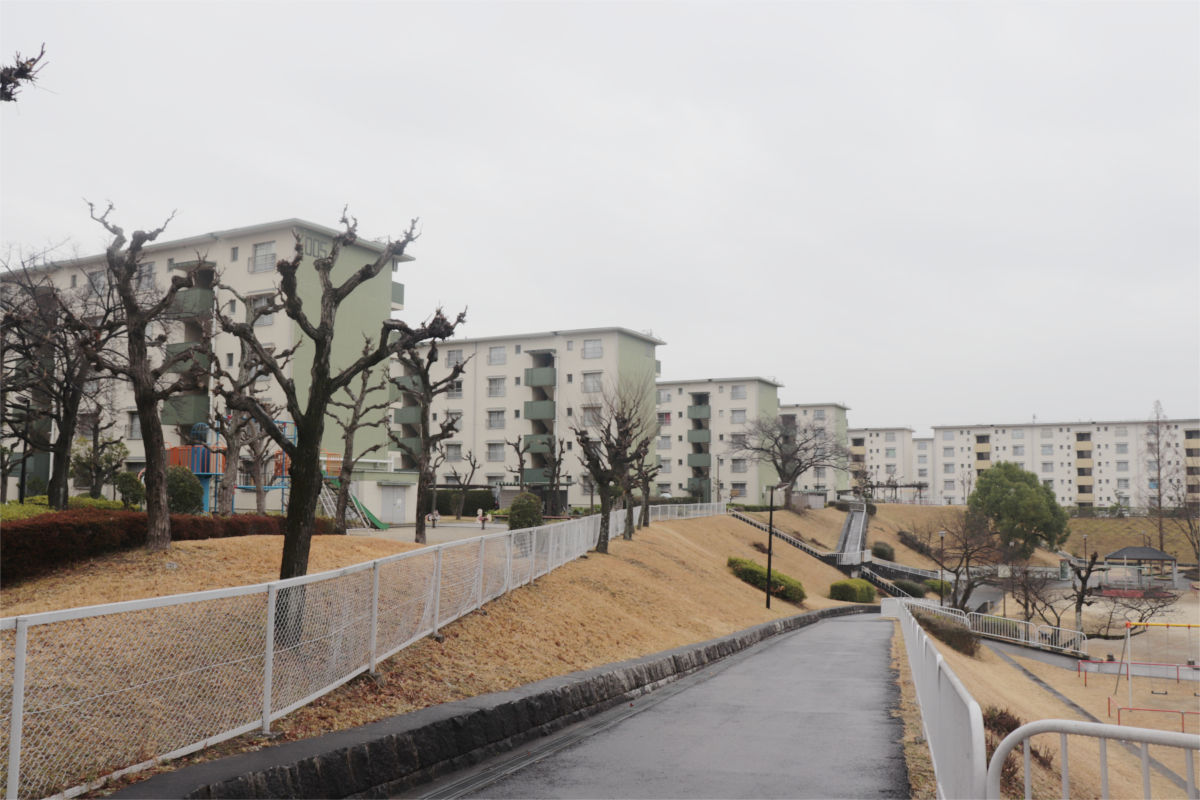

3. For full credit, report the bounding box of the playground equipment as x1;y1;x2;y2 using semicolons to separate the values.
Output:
166;420;295;512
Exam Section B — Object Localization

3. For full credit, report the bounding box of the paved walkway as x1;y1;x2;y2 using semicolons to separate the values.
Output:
413;616;908;799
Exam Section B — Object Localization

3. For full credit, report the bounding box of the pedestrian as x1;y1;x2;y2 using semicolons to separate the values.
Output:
477;509;485;530
431;509;440;528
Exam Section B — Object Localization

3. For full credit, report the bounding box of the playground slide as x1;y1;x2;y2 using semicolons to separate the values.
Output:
351;493;387;529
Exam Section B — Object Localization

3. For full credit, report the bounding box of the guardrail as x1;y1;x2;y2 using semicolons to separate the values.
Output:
985;719;1199;799
0;503;725;800
1081;659;1200;685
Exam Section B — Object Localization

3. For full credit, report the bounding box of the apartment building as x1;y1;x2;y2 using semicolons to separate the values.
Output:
845;426;932;503
929;419;1200;511
781;402;850;502
2;218;410;519
654;377;781;504
412;327;663;509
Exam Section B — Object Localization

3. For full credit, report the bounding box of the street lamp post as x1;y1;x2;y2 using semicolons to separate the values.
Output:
939;529;946;607
1082;534;1088;560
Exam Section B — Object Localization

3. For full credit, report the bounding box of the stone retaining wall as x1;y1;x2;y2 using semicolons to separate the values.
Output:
116;605;876;799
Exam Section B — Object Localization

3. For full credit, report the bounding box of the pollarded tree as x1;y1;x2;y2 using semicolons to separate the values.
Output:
968;461;1069;559
447;448;480;519
216;211;460;579
391;326;469;544
327;340;392;533
729;416;848;510
0;44;46;102
1142;401;1185;552
916;509;1004;612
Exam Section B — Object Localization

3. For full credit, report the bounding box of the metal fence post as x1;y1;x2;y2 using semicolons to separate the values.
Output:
369;561;380;674
505;531;513;592
476;538;486;610
262;585;276;734
7;618;28;800
432;546;443;635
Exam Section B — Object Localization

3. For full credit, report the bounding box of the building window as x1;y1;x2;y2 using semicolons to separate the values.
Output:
486;442;505;462
885;447;896;458
943;464;954;474
1116;461;1129;472
1041;462;1054;473
487;377;505;398
943;480;955;491
731;459;747;473
942;447;953;458
582;339;603;358
886;464;896;475
656;389;671;404
1117;478;1130;489
1115;426;1128;436
885;431;896;442
447;379;463;399
731;482;746;498
444;443;462;461
582;405;602;427
731;409;746;424
446;410;462;428
730;433;746;448
582;371;603;393
658;412;671;427
250;241;276;273
86;270;108;295
730;384;747;400
813;409;826;421
126;412;142;440
659;459;671;474
250;295;274;326
446;349;463;367
814;467;825;479
135;263;155;291
918;468;928;478
657;483;671;495
1041;428;1053;439
230;246;239;262
225;352;234;367
942;431;954;441
1013;445;1024;456
487;410;505;429
1041;444;1053;455
658;435;671;450
487;346;505;365
1115;442;1128;454
917;454;927;464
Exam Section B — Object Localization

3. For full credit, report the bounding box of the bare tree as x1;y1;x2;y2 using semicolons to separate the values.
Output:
506;435;530;492
447;449;480;519
1;44;46;102
541;437;568;516
243;418;280;514
215;211;459;578
1002;561;1058;623
57;206;205;549
390;322;469;544
1165;471;1199;563
957;466;976;503
573;380;654;553
634;445;661;529
71;382;126;498
1068;552;1104;634
327;341;391;533
916;509;1004;611
1095;590;1181;638
730;417;848;509
1142;401;1183;552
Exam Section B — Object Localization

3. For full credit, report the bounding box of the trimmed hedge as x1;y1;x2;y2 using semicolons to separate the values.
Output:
892;578;929;597
925;578;950;598
828;500;878;515
726;557;806;603
870;541;894;560
898;529;933;558
1;510;339;587
435;489;498;517
507;492;543;531
829;578;877;603
911;607;980;656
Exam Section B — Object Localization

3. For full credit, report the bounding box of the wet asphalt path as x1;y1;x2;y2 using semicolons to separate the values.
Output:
412;616;907;799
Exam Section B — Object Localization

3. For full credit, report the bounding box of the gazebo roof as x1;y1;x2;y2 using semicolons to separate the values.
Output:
1104;545;1175;562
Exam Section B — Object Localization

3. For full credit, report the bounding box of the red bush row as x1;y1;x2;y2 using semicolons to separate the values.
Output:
1;510;339;587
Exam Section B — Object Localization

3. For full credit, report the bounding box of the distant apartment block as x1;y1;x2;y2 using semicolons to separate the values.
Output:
412;328;663;509
655;377;781;503
846;426;930;503
782;402;850;502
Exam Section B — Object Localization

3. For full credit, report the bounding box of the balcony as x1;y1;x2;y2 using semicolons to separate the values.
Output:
687;453;711;468
524;367;556;387
392;406;421;426
686;429;711;444
524;433;554;454
524;400;556;420
163;342;212;373
522;467;549;485
164;287;214;320
687;405;711;420
390;375;420;401
686;477;708;493
1076;457;1093;469
391;281;405;309
161;393;208;426
974;442;991;453
390;436;421;456
1076;475;1094;486
1076;486;1094;498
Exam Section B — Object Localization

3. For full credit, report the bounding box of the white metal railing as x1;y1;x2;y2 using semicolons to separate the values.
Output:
985;719;1199;799
0;502;724;800
882;598;988;798
871;556;940;580
967;612;1088;656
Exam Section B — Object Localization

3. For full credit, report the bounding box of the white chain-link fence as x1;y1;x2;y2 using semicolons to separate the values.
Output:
0;502;725;799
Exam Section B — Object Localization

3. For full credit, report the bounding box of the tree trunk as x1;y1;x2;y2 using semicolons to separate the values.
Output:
623;486;635;540
782;484;793;511
595;486;612;554
88;423;103;499
639;477;650;528
137;391;172;551
280;434;323;580
454;488;466;519
333;458;354;535
217;419;242;515
413;464;431;544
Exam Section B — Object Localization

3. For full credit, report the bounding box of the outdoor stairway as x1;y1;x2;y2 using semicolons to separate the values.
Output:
317;480;369;529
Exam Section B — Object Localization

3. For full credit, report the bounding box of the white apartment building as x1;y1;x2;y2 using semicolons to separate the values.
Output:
2;218;411;520
412;327;663;509
846;426;932;503
929;419;1200;511
655;377;781;504
781;402;850;502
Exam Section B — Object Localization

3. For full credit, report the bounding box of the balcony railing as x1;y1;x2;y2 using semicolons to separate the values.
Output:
524;400;555;420
524;367;556;387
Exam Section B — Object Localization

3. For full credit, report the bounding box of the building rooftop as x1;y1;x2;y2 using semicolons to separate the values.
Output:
656;376;783;388
434;327;666;347
780;402;850;411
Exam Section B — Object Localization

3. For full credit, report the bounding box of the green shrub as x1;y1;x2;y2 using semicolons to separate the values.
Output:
898;530;933;557
25;476;47;496
166;466;204;514
925;578;950;598
829;500;877;515
114;471;146;509
67;496;124;511
507;492;543;531
0;500;54;522
911;607;980;656
829;578;877;603
726;557;806;603
892;578;928;597
870;541;894;560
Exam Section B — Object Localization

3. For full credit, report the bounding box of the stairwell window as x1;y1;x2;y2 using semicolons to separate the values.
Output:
487;346;506;365
250;295;274;326
582;405;602;427
487;377;505;397
582;372;603;393
731;483;746;498
730;384;747;400
486;442;504;461
582;339;603;359
444;443;462;462
250;241;276;273
487;410;505;429
447;349;463;367
447;379;463;399
731;459;747;473
731;409;746;424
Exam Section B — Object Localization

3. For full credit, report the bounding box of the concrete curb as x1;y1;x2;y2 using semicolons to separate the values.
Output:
114;605;877;799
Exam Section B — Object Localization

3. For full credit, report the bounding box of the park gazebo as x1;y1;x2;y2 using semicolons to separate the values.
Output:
1101;545;1180;595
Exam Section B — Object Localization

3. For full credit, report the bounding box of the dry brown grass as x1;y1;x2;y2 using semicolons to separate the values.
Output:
1063;516;1197;562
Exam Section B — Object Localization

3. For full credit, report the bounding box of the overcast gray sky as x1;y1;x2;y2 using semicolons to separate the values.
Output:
2;0;1197;435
